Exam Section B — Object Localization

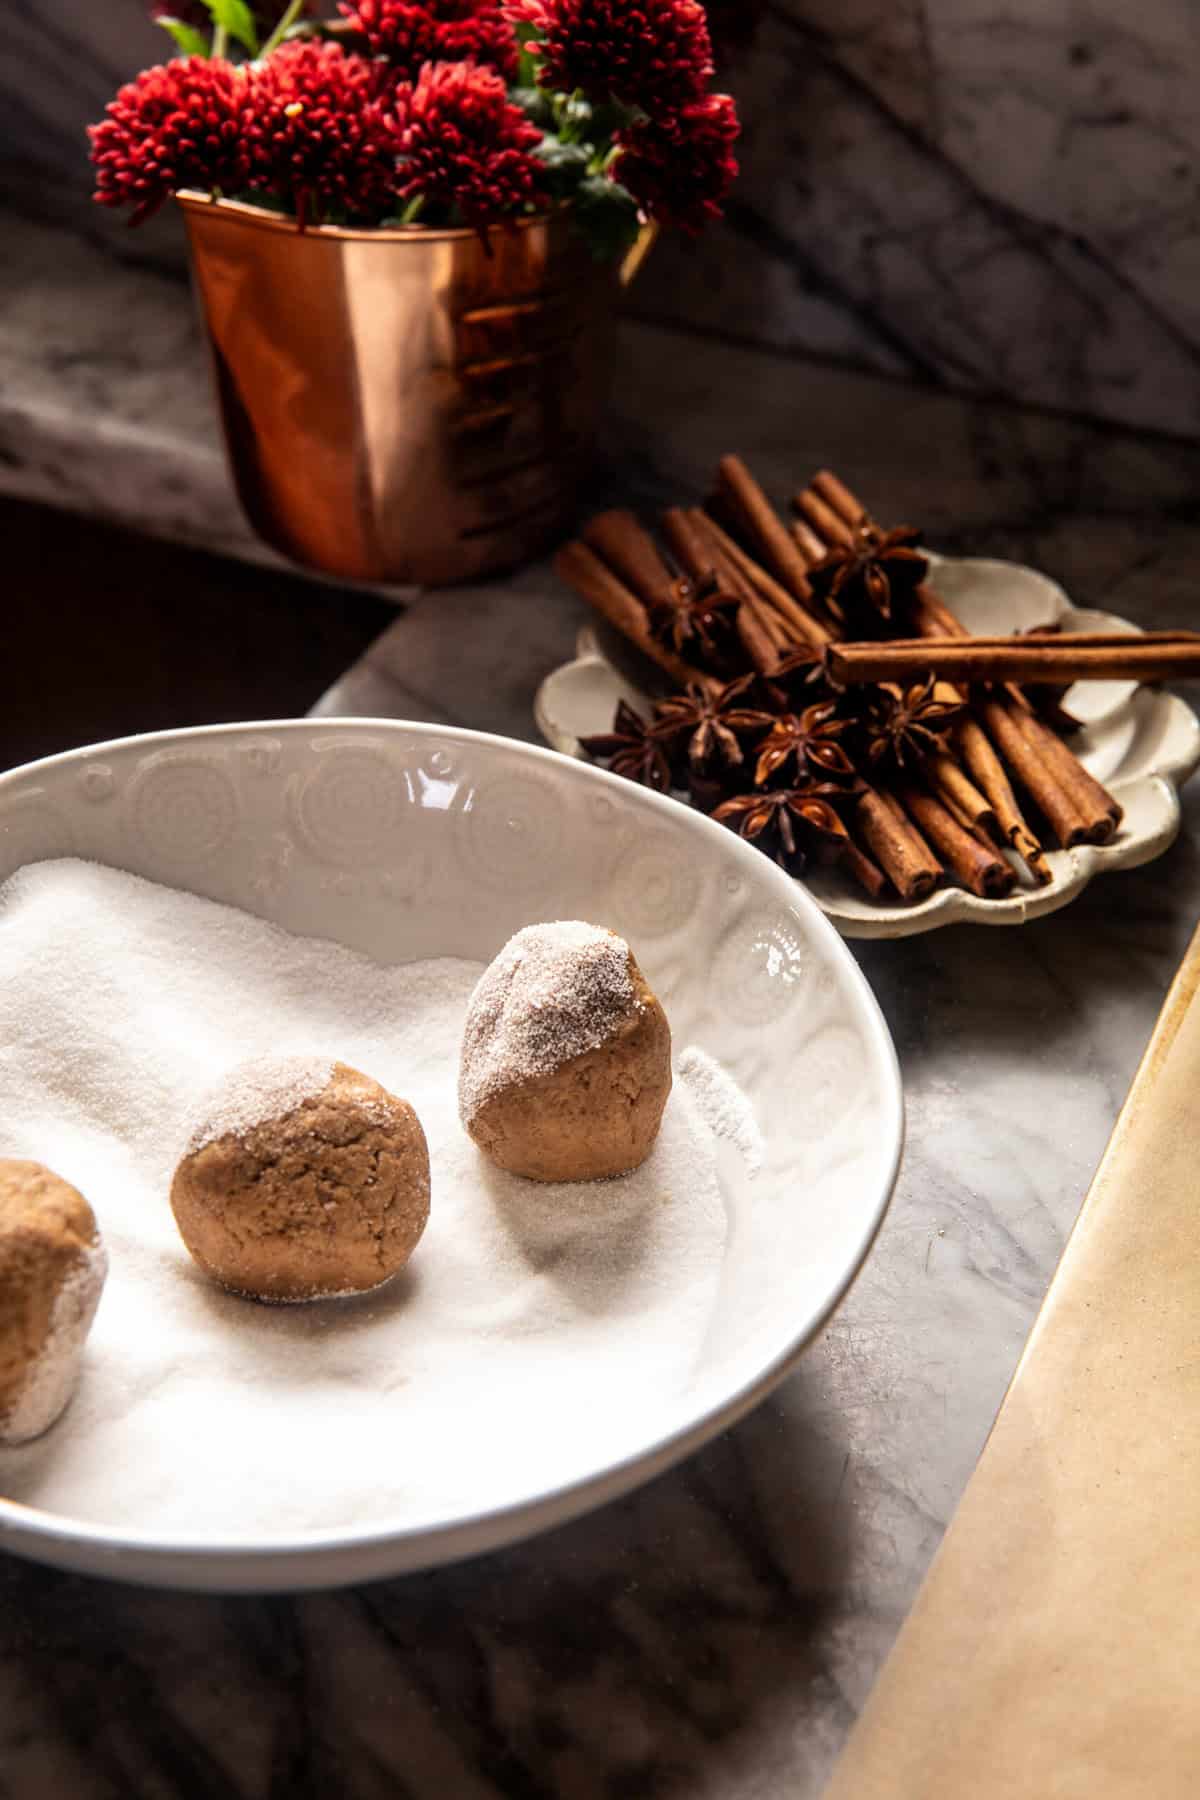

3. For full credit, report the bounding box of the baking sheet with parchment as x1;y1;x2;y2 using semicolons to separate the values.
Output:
824;924;1200;1800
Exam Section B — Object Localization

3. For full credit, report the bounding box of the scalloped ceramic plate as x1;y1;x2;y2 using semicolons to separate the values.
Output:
0;720;901;1591
535;556;1200;938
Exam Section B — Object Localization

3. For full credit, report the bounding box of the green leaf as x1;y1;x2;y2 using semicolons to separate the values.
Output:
587;100;630;142
570;174;642;263
535;136;591;173
511;85;555;130
230;188;292;214
553;89;597;145
561;94;594;133
202;0;259;54
154;16;211;57
534;134;594;202
259;0;309;57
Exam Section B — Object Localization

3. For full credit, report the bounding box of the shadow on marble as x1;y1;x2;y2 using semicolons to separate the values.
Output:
0;1374;860;1800
857;799;1200;1081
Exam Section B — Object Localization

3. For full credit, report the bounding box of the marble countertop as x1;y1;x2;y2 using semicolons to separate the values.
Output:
4;202;1200;1797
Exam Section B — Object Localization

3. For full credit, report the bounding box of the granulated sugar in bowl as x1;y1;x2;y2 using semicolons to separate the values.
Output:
0;722;901;1590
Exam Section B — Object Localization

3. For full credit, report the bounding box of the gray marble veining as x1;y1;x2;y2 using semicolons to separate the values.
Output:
637;0;1200;438
4;197;1200;1795
5;1;1200;436
2;829;1197;1799
1;211;247;563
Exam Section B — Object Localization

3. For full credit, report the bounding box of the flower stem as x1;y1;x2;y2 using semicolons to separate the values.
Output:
260;0;307;58
399;195;426;225
212;24;229;56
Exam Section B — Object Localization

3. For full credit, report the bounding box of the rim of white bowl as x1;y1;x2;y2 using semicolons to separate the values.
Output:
0;720;903;1589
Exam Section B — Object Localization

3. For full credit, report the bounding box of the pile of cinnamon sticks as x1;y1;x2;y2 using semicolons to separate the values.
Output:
828;633;1200;687
556;459;1133;905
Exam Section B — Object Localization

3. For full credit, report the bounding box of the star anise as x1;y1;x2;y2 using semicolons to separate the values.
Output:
652;674;775;775
753;700;857;788
579;700;671;792
687;766;733;814
807;523;929;627
860;677;963;771
646;571;741;666
765;644;831;707
713;784;850;873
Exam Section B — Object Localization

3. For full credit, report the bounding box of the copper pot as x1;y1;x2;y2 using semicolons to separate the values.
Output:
178;193;652;586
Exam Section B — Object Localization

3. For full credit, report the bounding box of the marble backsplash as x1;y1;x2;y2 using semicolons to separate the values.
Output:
5;0;1200;439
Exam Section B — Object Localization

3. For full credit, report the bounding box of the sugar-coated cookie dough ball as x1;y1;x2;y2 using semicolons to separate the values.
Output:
170;1058;430;1303
459;922;672;1183
0;1160;108;1445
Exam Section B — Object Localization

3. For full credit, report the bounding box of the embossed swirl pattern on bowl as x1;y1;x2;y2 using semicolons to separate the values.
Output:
0;721;901;1590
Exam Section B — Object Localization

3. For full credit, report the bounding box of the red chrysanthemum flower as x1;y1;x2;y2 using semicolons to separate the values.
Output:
245;40;404;226
88;57;251;226
397;60;547;227
339;0;519;81
614;91;739;234
512;0;713;115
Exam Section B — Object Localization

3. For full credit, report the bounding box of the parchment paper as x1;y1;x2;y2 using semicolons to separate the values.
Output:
824;924;1200;1799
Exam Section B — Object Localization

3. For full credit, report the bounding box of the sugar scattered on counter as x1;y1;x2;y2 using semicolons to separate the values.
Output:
0;860;742;1539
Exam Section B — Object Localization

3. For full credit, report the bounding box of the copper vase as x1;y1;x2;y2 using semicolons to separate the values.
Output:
178;194;650;587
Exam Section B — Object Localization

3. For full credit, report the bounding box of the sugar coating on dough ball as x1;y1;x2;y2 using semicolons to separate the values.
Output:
170;1057;430;1304
459;922;672;1183
0;1159;108;1445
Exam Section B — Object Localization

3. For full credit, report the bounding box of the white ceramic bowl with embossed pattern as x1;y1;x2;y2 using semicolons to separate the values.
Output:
0;721;901;1591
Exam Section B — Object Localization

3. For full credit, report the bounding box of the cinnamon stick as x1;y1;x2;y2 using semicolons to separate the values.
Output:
926;753;998;838
735;602;783;675
812;469;869;530
791;518;829;566
792;480;1052;882
1008;707;1122;840
831;838;889;902
582;510;677;610
716;455;817;603
794;487;854;550
660;508;785;671
660;507;718;586
854;789;943;903
910;586;966;640
690;511;832;650
957;717;1051;884
909;583;1096;843
554;542;719;696
1021;626;1084;733
907;582;1123;840
898;784;1017;900
827;635;1200;687
977;697;1098;848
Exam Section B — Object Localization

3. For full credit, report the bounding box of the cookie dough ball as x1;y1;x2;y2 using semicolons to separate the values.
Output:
459;922;672;1183
171;1058;430;1303
0;1160;108;1445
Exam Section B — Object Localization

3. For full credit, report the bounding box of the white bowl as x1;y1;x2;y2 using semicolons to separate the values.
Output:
0;721;901;1591
535;556;1200;938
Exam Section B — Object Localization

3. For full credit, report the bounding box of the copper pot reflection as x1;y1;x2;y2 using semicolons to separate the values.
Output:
178;194;651;587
